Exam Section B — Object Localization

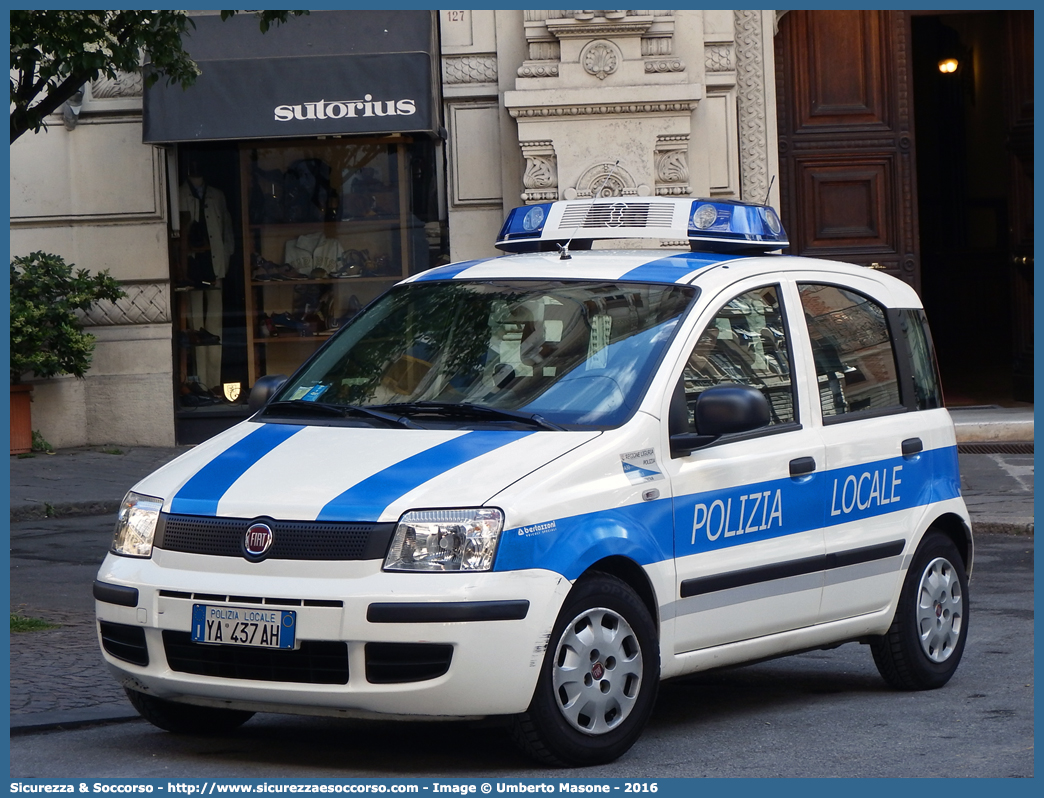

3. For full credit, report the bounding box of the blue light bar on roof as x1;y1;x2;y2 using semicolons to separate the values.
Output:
496;204;553;251
494;197;787;254
686;200;786;252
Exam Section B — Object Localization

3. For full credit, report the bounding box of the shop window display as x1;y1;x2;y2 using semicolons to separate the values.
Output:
243;139;424;387
172;137;444;442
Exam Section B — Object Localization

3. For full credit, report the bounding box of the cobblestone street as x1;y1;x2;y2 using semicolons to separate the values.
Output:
10;609;129;716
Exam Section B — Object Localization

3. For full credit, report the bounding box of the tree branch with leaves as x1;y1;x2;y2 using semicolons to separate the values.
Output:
10;10;305;143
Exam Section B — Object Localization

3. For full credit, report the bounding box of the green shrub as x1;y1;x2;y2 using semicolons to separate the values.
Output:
10;251;125;384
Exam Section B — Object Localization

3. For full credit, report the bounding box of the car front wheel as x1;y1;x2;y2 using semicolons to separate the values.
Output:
511;573;659;766
871;531;969;690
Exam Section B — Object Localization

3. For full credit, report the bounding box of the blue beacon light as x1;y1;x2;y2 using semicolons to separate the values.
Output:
497;203;551;243
686;200;787;251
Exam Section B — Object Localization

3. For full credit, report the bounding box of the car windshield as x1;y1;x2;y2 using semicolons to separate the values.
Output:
268;279;697;428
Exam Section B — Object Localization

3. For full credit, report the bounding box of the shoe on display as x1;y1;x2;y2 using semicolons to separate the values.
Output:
180;381;221;407
270;312;310;335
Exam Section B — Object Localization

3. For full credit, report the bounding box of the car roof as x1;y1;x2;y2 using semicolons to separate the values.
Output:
401;249;924;308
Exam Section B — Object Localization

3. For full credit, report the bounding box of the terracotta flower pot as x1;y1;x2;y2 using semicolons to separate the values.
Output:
10;383;33;455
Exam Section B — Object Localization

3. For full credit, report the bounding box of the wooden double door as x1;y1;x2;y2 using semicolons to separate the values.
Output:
775;10;1033;402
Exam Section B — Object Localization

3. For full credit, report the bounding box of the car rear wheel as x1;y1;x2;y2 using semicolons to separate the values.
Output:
511;573;659;766
871;531;969;690
125;688;254;734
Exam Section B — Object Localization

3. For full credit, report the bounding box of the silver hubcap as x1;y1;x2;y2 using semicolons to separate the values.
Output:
551;606;643;735
915;556;963;662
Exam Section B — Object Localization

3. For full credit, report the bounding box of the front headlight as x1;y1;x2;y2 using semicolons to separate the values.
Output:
384;508;505;572
112;492;163;558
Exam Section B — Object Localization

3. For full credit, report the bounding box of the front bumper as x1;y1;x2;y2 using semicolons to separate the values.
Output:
95;549;570;718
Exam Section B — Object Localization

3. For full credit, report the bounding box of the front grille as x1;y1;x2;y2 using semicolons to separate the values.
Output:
365;642;453;684
99;621;149;667
559;202;676;230
163;631;348;684
156;514;396;560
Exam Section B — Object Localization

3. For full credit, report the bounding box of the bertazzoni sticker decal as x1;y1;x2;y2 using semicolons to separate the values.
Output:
621;448;664;484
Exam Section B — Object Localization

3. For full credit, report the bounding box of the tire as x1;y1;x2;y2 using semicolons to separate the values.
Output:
125;688;254;734
871;532;969;690
511;573;659;767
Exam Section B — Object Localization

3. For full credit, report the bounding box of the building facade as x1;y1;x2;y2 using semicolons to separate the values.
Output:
9;9;1029;448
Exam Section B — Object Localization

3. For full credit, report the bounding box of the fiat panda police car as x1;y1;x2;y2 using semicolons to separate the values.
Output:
95;197;970;766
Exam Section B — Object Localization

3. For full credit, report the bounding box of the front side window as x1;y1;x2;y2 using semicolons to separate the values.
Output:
268;280;696;428
682;284;794;429
798;283;901;418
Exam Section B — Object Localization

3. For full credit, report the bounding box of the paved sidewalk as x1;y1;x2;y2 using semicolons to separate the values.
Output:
8;409;1033;733
10;445;193;522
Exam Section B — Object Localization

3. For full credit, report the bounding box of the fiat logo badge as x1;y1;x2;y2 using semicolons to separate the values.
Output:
243;522;274;561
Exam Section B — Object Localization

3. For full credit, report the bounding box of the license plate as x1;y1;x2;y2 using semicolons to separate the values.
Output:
191;604;296;650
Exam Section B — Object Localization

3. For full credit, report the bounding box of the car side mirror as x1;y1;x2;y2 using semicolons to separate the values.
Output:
670;384;770;457
248;374;288;413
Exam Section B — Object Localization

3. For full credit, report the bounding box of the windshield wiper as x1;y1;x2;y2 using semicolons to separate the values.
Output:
377;401;565;431
264;400;421;429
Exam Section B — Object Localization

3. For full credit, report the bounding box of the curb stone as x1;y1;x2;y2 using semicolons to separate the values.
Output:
10;500;122;523
10;706;141;735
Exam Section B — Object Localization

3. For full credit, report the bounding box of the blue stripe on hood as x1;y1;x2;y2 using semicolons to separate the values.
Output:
619;251;738;283
317;430;533;521
170;423;305;516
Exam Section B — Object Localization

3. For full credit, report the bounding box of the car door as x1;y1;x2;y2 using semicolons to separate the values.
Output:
794;278;930;623
664;279;827;654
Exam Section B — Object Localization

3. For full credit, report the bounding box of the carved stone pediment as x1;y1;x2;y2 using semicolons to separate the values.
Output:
517;10;682;83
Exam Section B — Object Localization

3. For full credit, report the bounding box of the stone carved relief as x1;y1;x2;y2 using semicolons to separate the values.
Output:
443;56;498;85
645;59;684;74
705;45;734;72
91;71;143;99
581;41;620;80
521;141;559;203
526;41;561;62
567;162;644;200
524;156;556;189
517;63;561;79
518;10;680;81
523;12;673;22
735;10;770;203
642;36;673;57
509;100;698;119
654;134;690;196
78;282;170;327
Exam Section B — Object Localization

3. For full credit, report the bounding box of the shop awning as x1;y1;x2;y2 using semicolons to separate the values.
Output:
143;10;438;143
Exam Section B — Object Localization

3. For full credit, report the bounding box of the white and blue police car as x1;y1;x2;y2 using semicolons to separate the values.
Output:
95;197;971;766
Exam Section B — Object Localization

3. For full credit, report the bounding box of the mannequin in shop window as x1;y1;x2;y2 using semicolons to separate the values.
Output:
178;159;234;402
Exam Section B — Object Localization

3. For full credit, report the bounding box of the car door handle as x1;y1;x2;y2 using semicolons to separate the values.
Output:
902;437;923;457
789;456;817;477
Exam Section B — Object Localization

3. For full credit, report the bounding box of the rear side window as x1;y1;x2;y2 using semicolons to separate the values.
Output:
798;283;902;419
901;308;943;410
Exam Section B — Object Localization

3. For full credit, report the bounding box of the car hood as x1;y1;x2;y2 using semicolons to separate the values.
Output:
133;421;600;523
